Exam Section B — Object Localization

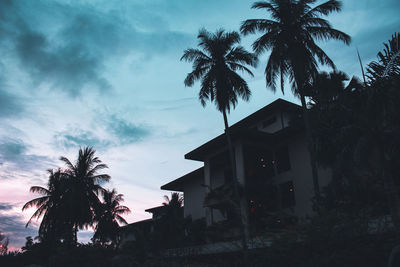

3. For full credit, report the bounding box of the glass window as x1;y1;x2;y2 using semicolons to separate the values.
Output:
262;116;277;128
280;181;295;209
276;146;291;173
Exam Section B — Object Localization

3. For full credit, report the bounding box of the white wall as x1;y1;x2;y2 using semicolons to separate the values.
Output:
271;133;332;218
183;174;206;220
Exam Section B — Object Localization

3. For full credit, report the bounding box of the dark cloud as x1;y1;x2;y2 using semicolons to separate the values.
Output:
54;128;111;150
0;203;14;211
0;0;192;97
15;30;111;97
0;138;53;175
0;208;37;250
104;114;150;144
0;60;25;118
0;90;24;118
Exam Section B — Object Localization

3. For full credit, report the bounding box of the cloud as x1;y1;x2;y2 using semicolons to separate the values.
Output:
53;115;150;150
15;29;111;97
0;0;193;97
0;90;24;118
104;114;150;144
54;128;111;150
0;202;37;250
0;203;14;211
0;138;53;177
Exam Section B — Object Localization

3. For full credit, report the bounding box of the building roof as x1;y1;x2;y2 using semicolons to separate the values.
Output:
185;98;301;161
145;205;167;213
119;218;153;231
161;167;204;191
161;99;302;192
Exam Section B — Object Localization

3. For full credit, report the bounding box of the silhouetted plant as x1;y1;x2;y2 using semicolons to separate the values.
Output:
23;147;114;247
241;0;351;199
181;28;258;247
92;189;130;247
60;147;111;244
0;233;8;255
22;169;74;245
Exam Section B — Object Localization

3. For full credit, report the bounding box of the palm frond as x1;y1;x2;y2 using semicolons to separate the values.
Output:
22;196;49;211
29;186;50;195
305;0;342;17
307;26;351;45
240;19;279;35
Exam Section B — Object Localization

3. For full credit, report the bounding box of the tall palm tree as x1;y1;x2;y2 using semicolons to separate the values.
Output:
60;147;110;244
181;28;258;246
93;189;130;246
240;0;351;197
22;169;72;244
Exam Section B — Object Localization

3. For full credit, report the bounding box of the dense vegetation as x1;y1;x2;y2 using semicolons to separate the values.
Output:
1;0;399;266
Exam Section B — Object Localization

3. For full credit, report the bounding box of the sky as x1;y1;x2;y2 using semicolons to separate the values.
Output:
0;0;399;250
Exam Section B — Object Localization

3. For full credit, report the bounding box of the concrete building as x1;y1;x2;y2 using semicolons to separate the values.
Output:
161;98;331;227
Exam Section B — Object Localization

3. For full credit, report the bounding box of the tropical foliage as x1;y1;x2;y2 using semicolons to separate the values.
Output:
92;189;131;246
240;0;350;197
181;28;258;246
22;147;130;247
0;233;8;255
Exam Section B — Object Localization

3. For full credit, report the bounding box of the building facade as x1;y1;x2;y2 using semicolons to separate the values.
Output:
161;98;331;227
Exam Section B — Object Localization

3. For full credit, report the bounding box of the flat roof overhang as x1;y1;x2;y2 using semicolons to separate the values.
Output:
184;99;302;162
161;167;204;191
145;205;167;214
184;129;278;161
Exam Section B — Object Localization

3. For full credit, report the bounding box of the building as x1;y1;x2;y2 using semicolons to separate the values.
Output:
161;98;331;228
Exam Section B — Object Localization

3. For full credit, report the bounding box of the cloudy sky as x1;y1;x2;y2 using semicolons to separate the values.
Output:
0;0;398;250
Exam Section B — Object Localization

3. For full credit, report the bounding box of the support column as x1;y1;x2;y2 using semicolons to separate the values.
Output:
204;158;213;226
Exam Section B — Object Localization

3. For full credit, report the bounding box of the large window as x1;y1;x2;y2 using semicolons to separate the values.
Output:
275;146;291;173
245;147;275;181
279;181;295;209
262;116;277;128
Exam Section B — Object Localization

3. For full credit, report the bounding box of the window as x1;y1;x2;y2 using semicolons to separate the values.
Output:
262;116;277;128
224;168;233;183
280;181;295;209
275;146;291;173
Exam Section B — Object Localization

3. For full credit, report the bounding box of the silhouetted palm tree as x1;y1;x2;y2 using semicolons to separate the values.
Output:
93;189;130;246
163;192;183;212
0;233;8;255
60;147;110;244
240;0;350;197
22;169;73;244
157;193;184;248
367;32;400;82
181;28;257;246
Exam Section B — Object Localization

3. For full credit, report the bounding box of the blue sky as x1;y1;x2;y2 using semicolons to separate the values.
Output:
0;0;399;250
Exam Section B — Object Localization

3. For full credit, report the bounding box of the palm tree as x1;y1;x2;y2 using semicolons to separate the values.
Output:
0;233;9;255
240;0;351;198
162;192;184;214
181;28;258;247
60;147;110;244
93;189;130;246
22;169;73;244
157;193;184;248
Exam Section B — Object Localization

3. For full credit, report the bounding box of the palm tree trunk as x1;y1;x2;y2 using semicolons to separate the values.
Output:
299;93;321;199
222;110;250;250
